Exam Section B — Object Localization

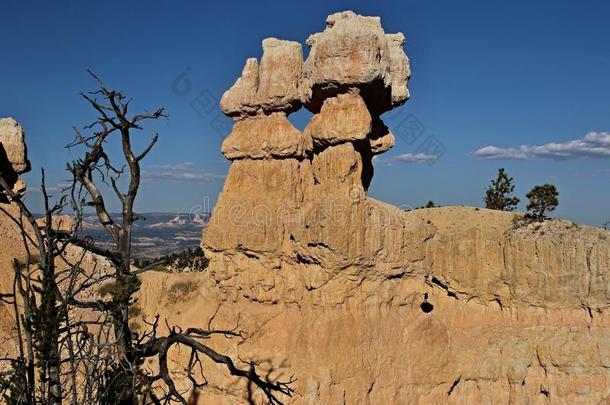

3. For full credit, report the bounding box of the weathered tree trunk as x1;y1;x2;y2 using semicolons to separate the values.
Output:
41;211;62;405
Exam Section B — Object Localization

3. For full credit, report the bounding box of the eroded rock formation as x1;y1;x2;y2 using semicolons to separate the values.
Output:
0;12;608;404
205;11;422;278
196;10;610;404
0;117;31;347
0;117;30;197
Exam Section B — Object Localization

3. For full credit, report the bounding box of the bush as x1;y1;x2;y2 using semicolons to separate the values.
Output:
129;304;143;318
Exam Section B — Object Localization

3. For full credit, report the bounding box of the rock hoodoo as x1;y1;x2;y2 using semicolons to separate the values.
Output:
0;117;30;197
205;11;425;279
197;10;610;404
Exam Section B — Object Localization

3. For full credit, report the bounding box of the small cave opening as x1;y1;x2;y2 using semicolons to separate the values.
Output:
420;293;434;313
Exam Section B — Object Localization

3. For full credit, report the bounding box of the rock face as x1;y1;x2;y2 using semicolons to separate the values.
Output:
0;118;30;174
0;117;30;197
300;11;410;113
199;11;610;404
0;118;31;345
220;38;303;119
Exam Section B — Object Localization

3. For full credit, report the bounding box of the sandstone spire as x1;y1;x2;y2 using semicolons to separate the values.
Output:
219;39;309;161
216;10;409;182
0;117;30;197
204;10;425;278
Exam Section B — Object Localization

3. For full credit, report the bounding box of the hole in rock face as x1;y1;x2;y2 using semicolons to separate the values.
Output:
420;293;433;313
286;108;313;131
420;301;434;313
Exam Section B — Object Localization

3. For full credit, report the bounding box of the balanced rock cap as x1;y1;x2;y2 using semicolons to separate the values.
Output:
300;10;410;113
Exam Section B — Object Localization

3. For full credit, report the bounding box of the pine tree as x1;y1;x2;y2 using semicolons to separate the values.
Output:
526;184;559;222
484;168;520;211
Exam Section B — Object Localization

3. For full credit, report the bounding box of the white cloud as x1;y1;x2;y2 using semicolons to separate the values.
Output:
147;162;197;170
142;171;225;182
143;162;224;182
474;132;610;160
375;153;439;165
474;146;529;160
27;180;72;194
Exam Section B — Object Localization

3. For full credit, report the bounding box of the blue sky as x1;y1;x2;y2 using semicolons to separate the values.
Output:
1;0;609;226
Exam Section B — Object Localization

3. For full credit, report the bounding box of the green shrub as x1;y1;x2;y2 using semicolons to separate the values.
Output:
129;304;143;318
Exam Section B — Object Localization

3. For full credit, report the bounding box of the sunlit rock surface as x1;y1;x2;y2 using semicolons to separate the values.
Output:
194;10;610;404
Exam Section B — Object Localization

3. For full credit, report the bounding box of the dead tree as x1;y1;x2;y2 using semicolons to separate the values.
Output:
65;71;293;404
65;71;164;401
